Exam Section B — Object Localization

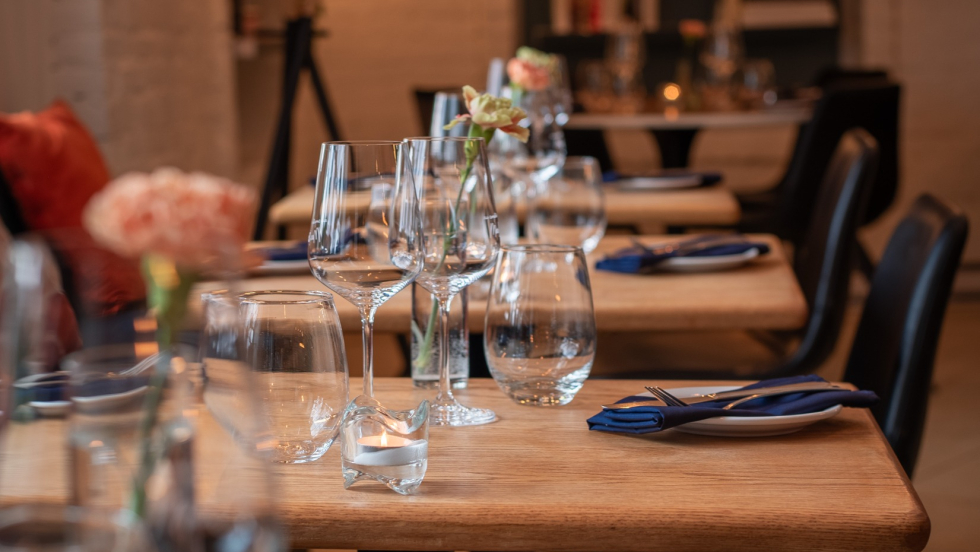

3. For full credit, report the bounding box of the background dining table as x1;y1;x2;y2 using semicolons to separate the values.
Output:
267;183;741;234
190;234;807;334
0;378;930;551
565;106;813;168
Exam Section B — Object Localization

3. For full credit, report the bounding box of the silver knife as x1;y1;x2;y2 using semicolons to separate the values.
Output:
602;381;841;410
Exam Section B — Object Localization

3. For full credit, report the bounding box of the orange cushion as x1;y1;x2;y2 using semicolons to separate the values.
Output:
0;101;145;316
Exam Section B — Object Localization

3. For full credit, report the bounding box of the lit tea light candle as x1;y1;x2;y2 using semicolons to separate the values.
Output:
354;431;428;466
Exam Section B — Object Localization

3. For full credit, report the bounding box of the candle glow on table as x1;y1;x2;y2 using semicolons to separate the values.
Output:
354;431;428;466
341;396;429;494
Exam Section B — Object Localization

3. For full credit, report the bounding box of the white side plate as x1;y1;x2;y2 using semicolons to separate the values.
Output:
247;260;311;276
643;386;843;437
659;248;760;273
72;386;149;414
616;176;702;191
30;401;72;418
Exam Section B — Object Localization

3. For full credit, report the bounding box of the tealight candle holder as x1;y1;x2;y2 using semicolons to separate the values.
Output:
340;395;429;495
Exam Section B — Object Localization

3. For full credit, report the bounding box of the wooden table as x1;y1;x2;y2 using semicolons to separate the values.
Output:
565;106;812;168
0;378;930;551
191;234;807;333
267;184;741;231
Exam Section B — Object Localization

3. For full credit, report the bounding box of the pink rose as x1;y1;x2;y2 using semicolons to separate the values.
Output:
83;168;255;270
507;58;552;92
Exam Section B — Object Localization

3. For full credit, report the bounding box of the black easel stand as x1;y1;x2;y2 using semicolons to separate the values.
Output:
254;16;342;240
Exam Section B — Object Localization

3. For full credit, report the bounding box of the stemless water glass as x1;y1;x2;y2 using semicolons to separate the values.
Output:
309;141;423;398
527;156;607;254
429;91;469;138
485;245;596;406
404;136;500;426
240;291;349;463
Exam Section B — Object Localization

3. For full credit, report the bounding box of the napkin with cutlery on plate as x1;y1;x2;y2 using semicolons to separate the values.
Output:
594;234;770;274
587;375;878;434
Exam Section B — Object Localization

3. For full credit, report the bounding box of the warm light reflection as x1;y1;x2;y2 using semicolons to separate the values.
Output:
133;317;157;333
663;83;681;101
134;341;158;358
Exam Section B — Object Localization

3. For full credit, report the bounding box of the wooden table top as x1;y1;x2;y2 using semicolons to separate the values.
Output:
267;184;740;228
0;378;929;551
190;234;807;333
565;106;813;131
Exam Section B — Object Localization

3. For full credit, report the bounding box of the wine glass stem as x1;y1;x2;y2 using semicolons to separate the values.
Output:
435;293;456;405
359;307;377;397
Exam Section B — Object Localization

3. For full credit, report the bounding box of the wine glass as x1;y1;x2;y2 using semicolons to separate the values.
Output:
309;141;423;398
403;136;500;426
429;90;469;137
527;156;607;254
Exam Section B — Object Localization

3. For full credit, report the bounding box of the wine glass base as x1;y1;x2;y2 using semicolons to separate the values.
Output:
429;403;497;427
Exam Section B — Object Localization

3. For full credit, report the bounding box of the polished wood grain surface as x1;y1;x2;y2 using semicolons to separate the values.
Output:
0;378;929;551
191;234;808;333
565;107;812;130
268;184;740;228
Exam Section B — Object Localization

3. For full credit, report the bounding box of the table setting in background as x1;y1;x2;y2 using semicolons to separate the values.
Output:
0;40;927;552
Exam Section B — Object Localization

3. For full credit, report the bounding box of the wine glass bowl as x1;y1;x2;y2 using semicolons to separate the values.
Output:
309;141;423;397
528;156;607;254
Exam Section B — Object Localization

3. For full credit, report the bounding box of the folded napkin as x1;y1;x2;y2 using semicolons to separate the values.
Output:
595;236;770;274
587;375;879;434
256;241;307;261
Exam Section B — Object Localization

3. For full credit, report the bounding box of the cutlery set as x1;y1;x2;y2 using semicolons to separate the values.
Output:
602;381;843;411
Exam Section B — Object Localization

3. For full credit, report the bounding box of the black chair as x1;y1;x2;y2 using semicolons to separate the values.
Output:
844;195;968;476
413;89;439;135
812;67;889;88
770;128;879;376
738;81;900;254
565;128;615;174
0;167;29;236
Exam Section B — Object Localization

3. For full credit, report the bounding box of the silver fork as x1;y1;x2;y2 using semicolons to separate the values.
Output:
646;386;687;407
646;385;843;409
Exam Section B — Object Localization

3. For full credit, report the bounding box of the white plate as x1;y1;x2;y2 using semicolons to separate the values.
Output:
30;401;71;418
645;386;843;437
617;176;703;191
72;386;148;414
659;248;760;272
247;259;310;276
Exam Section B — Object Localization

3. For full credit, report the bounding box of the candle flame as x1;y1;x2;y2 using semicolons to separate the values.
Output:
380;431;388;446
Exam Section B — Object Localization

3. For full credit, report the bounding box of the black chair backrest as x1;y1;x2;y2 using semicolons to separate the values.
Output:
776;81;900;246
812;67;890;88
413;89;438;135
778;129;878;375
844;194;968;476
0;167;29;236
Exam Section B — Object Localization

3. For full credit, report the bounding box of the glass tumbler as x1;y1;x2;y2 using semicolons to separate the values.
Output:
484;245;596;406
240;291;349;463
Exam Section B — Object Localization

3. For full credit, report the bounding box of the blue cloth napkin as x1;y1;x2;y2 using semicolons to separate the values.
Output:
257;241;308;261
595;238;771;274
603;170;722;187
587;375;879;434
